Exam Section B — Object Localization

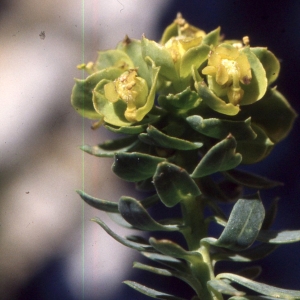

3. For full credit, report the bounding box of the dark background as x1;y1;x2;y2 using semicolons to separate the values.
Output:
9;0;300;299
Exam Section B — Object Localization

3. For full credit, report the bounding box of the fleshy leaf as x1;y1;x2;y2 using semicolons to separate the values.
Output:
204;193;265;250
180;44;210;78
186;116;256;140
149;238;202;265
217;273;300;299
112;152;166;182
191;135;242;178
71;68;123;119
139;125;203;150
223;169;282;189
142;36;178;81
229;296;282;300
196;81;240;115
207;279;245;296
250;47;280;85
158;87;201;116
81;136;138;157
91;218;154;252
153;162;201;207
133;262;204;296
236;124;274;164
123;280;186;300
238;47;267;105
258;229;300;244
77;190;119;213
118;196;181;231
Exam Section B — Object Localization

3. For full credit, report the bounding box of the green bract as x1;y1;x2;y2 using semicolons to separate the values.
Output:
71;13;298;300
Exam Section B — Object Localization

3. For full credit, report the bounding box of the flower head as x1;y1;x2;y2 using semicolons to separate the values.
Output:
202;43;252;105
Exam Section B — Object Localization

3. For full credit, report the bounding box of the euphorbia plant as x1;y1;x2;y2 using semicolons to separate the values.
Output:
71;13;299;300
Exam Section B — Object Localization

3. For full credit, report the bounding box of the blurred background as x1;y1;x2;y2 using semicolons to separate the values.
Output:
1;0;300;299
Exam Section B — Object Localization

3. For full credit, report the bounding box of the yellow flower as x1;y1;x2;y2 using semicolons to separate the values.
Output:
104;69;149;122
202;44;252;105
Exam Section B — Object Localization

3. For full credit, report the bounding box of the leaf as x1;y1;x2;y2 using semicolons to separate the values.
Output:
250;47;280;85
204;193;265;250
191;135;242;178
112;152;166;182
196;81;240;115
149;238;202;265
118;196;181;231
158;87;202;116
133;262;204;297
77;190;119;213
212;242;278;262
207;279;245;296
217;273;300;299
123;281;186;300
81;136;139;157
139;125;203;150
186;116;256;140
153;162;201;207
237;266;262;280
223;169;282;189
202;27;221;47
261;198;279;230
71;68;123;119
258;229;300;244
91;218;154;252
229;296;280;300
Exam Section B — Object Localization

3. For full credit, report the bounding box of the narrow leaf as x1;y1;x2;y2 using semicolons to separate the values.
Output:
123;280;186;300
217;273;300;299
186;116;256;140
118;196;181;231
91;218;154;252
153;162;201;207
139;125;203;150
207;279;245;296
223;169;282;189
258;229;300;244
112;152;166;182
77;190;118;213
191;135;242;178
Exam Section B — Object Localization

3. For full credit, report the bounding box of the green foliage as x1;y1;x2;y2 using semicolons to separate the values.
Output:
71;13;298;300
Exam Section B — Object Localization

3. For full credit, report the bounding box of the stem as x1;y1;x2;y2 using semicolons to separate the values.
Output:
180;196;224;300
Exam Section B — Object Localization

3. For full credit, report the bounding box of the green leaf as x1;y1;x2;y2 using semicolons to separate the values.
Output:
118;196;181;231
217;273;300;299
117;37;151;87
238;88;297;144
149;238;202;265
91;218;154;252
223;169;282;189
207;279;245;297
202;27;221;47
94;49;134;71
212;242;278;262
250;47;280;85
205;193;265;250
71;68;123;119
81;136;139;157
112;152;166;182
77;190;119;213
142;36;178;81
236;124;274;164
133;262;204;297
196;81;240;116
139;125;203;150
261;198;279;230
186;116;256;140
158;87;201;116
123;280;186;300
258;229;300;244
239;47;267;105
229;296;280;300
180;44;210;78
153;162;201;207
191;135;242;178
